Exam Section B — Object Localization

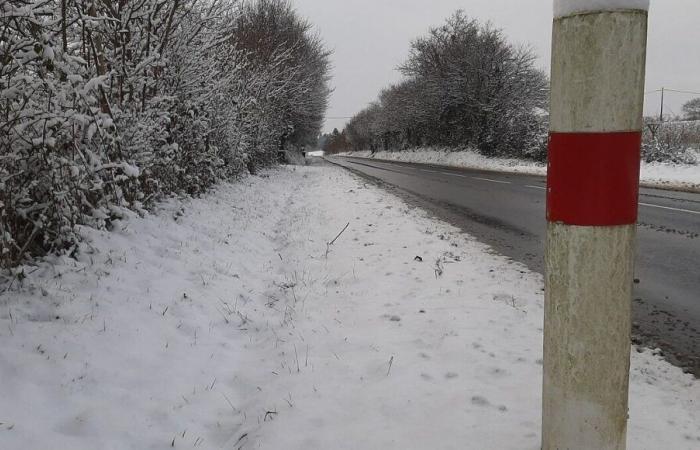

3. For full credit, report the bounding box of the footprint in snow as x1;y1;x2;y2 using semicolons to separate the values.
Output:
380;313;402;322
471;396;490;407
470;396;508;413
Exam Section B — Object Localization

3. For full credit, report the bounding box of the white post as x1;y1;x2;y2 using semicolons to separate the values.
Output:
543;1;649;449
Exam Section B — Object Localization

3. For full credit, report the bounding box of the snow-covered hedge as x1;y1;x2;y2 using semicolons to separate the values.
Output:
0;0;330;270
642;120;700;165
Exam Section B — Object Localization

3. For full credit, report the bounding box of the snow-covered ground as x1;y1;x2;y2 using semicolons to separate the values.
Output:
341;148;700;192
1;165;698;449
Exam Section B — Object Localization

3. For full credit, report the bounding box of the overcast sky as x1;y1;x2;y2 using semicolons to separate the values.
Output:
292;0;700;133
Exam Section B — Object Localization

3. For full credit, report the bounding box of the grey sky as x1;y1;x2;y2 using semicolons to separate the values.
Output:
292;0;700;133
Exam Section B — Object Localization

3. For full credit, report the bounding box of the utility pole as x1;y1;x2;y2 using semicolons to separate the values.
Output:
543;1;648;450
660;87;665;122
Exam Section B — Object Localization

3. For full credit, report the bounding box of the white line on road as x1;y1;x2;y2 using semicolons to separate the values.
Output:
472;177;511;185
516;188;698;215
346;162;699;217
639;202;700;216
442;172;467;178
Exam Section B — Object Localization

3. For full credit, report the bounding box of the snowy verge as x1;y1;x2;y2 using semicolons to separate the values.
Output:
339;148;548;177
554;0;649;18
340;148;700;192
0;165;698;449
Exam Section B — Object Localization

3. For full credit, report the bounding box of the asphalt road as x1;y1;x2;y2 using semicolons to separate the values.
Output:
327;156;700;376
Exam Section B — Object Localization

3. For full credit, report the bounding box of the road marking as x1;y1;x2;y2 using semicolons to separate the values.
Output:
442;172;467;178
420;169;441;173
639;202;700;216
472;177;511;185
526;185;547;190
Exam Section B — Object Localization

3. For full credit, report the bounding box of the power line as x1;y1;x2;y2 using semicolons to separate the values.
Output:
645;87;700;96
665;88;700;96
644;87;700;122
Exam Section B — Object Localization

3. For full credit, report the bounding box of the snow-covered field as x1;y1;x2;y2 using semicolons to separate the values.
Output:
1;165;698;449
341;148;700;192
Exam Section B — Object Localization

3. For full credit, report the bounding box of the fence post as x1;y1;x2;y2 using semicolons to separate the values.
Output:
543;1;649;449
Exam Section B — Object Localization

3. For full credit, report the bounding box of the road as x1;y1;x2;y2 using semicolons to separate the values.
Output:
328;156;700;376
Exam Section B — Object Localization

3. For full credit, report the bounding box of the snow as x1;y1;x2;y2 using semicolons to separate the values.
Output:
640;159;700;191
554;0;650;18
121;162;140;178
341;148;549;177
1;165;698;449
341;148;700;192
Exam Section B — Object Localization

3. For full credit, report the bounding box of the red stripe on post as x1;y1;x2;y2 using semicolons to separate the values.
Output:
547;132;642;226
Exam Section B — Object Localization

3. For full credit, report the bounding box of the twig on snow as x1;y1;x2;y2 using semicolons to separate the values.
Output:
325;222;350;258
328;222;350;246
222;393;237;413
294;344;300;373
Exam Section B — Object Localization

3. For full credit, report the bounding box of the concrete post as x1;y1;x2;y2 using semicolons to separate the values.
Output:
543;1;649;449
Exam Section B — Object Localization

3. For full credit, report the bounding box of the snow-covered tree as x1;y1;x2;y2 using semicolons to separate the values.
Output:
682;98;700;121
345;12;548;159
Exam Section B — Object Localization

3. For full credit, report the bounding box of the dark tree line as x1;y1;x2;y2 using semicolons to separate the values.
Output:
320;128;350;154
1;0;331;269
345;12;549;160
